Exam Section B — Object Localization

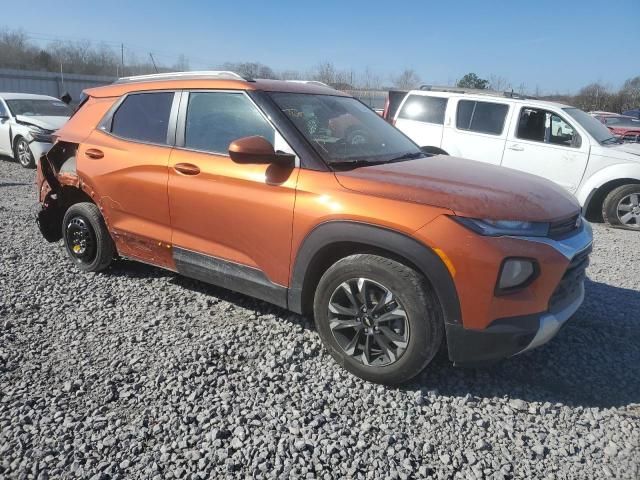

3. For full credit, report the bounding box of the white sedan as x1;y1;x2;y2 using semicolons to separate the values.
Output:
0;93;72;168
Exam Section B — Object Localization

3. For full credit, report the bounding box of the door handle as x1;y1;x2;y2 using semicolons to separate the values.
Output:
174;163;200;175
507;145;524;151
85;148;104;159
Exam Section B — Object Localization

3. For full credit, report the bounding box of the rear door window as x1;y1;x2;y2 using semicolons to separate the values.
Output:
111;92;174;144
456;100;509;135
183;92;275;154
398;95;448;124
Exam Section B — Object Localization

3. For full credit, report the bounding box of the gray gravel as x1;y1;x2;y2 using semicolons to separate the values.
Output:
1;158;639;479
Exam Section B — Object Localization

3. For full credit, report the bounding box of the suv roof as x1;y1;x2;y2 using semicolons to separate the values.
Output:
405;87;573;111
85;71;345;98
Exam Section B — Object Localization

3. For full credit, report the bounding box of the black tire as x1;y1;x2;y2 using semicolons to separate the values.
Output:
62;202;115;272
602;184;640;230
313;254;444;385
14;137;35;169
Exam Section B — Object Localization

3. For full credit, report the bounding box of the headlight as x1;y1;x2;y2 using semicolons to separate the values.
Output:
27;125;53;143
453;217;549;237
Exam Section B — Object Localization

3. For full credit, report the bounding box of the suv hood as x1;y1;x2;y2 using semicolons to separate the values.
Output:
594;142;640;160
15;115;69;131
335;155;580;222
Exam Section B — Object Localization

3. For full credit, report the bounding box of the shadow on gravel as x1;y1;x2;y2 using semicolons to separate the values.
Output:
103;259;639;409
410;278;640;410
0;181;29;187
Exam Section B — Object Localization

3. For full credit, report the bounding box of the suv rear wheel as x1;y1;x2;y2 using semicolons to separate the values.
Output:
62;202;115;272
602;184;640;230
313;254;443;384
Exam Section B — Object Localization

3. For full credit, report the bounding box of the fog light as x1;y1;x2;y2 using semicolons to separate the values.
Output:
498;258;537;291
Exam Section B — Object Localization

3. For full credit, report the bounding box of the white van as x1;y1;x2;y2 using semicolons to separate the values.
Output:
393;87;640;230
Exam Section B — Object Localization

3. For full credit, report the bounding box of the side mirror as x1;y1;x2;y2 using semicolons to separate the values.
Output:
228;136;294;167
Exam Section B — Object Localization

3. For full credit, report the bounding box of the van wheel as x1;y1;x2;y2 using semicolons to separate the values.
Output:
313;254;443;385
62;202;115;272
602;184;640;230
14;137;35;168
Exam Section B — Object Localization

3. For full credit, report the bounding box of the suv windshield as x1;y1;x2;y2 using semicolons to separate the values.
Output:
6;99;72;117
270;93;423;165
563;107;616;144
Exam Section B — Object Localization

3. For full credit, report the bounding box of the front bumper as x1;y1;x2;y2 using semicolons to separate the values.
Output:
445;281;585;366
443;222;593;366
27;140;53;165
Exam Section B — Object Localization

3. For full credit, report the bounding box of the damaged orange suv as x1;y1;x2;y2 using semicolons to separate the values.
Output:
37;72;593;384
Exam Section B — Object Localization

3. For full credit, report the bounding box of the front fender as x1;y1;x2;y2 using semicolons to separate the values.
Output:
576;162;640;206
288;220;461;327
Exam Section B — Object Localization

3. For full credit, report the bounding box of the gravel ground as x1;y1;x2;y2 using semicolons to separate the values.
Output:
0;157;639;480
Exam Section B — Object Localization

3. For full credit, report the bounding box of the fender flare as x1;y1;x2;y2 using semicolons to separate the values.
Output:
287;221;461;326
576;163;640;207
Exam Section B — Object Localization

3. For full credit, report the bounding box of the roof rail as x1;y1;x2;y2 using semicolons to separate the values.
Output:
418;84;536;100
285;80;332;88
115;71;251;84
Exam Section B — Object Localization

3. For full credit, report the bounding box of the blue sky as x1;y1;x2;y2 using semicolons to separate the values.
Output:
3;0;639;93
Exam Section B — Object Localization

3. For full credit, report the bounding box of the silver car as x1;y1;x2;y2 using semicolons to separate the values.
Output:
0;93;71;168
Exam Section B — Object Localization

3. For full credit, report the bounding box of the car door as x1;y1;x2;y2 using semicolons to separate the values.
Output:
441;98;511;165
0;99;13;155
501;106;589;193
79;90;178;268
394;94;448;149
167;90;299;302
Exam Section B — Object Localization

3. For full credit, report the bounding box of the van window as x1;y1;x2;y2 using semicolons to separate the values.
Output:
398;95;447;124
111;92;174;144
184;92;275;154
517;107;578;147
456;100;508;135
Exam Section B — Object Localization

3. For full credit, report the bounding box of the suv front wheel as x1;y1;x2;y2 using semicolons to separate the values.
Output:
313;254;443;385
602;184;640;230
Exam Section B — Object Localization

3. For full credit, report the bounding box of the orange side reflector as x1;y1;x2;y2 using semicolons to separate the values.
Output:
434;247;456;277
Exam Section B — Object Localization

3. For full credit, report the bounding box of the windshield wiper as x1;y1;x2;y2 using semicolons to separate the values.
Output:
386;151;425;162
601;137;621;145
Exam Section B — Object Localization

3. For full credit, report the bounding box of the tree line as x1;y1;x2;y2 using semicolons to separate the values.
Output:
1;29;637;112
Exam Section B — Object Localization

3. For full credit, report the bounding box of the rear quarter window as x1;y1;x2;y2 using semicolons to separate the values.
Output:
398;95;447;124
456;99;509;135
110;92;174;144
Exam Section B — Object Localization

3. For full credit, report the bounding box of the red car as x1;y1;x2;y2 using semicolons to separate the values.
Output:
591;113;640;143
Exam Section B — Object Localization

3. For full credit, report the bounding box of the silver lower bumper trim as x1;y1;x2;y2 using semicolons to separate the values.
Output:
516;282;585;355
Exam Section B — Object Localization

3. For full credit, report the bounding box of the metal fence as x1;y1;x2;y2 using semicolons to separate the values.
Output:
0;69;115;104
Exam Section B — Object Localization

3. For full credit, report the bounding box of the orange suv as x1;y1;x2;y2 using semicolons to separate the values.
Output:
36;71;593;384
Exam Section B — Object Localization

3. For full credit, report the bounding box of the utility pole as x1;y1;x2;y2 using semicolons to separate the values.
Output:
149;53;158;73
121;43;125;77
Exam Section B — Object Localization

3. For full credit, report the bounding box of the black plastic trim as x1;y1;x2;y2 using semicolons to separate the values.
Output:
288;221;461;326
173;247;287;308
445;313;540;366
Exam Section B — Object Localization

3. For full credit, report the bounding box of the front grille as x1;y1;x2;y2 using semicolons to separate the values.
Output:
548;214;580;239
548;246;591;313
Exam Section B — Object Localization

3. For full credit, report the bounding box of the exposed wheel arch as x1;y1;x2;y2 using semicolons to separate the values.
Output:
420;146;448;156
288;221;461;327
37;186;97;243
583;178;640;222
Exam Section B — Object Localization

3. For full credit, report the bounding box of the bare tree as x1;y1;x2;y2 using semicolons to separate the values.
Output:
392;69;421;90
313;62;337;85
488;74;510;92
